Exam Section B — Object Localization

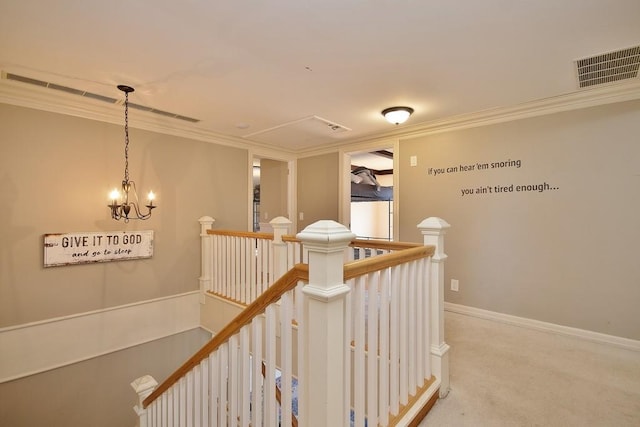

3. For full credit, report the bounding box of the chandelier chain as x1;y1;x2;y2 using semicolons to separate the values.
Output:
124;90;130;183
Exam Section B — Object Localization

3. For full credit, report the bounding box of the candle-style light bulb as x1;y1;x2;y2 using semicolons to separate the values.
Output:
146;190;156;209
109;189;120;202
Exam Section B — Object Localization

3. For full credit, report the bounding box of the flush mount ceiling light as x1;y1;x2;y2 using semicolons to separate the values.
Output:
108;85;157;222
382;106;414;125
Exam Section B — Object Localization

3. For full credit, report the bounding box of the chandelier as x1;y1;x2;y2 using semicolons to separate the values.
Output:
108;85;157;222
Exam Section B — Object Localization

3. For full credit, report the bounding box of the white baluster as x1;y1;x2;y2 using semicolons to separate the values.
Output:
264;304;277;427
200;359;209;427
295;281;307;424
379;269;391;426
239;326;251;427
389;265;400;415
251;317;263;427
367;272;380;427
280;289;294;427
399;263;409;405
229;335;239;427
415;259;425;385
218;345;228;426
353;276;366;427
193;365;201;427
408;260;417;395
208;353;218;426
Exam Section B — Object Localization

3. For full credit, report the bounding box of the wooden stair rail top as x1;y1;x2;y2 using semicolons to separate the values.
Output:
207;229;274;240
143;264;309;408
285;234;423;252
344;245;435;280
207;229;421;253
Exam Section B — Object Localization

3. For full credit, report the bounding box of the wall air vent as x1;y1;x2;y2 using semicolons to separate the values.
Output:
575;46;640;88
1;71;200;123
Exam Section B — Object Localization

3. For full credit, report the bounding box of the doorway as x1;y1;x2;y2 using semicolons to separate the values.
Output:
345;147;396;240
251;156;292;232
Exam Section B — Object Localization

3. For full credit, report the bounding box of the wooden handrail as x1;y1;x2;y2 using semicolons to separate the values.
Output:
349;239;421;251
207;229;274;240
344;245;434;280
283;234;421;252
207;230;418;251
143;264;309;408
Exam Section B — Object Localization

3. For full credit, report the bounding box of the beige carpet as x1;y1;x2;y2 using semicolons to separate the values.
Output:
421;311;640;426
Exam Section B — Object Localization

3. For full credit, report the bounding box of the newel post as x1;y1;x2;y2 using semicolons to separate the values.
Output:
199;216;215;304
297;220;355;427
417;217;451;397
270;216;292;279
131;375;158;427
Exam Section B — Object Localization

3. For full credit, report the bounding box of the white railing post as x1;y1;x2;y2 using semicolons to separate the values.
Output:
297;220;355;427
417;217;451;398
270;216;292;279
198;216;215;304
131;375;158;427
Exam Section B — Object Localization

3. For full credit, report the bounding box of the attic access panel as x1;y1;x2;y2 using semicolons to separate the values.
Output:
245;115;351;150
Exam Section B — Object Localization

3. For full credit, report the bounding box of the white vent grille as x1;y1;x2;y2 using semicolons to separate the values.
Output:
1;72;200;123
575;46;640;88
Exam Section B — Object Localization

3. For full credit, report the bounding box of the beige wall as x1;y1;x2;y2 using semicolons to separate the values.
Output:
0;327;211;427
296;152;339;231
0;104;249;327
398;100;640;340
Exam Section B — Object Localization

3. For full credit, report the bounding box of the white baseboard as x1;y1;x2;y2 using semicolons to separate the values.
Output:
0;291;201;383
444;302;640;352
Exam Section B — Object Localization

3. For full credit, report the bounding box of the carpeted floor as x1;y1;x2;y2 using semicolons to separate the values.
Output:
420;311;640;426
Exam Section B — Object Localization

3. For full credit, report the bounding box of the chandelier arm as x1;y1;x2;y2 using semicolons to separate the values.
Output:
128;202;153;220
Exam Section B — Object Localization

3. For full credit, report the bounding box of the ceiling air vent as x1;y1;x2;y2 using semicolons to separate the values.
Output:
575;46;640;88
1;71;200;123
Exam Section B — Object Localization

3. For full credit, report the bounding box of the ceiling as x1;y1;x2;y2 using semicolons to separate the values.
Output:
1;1;639;153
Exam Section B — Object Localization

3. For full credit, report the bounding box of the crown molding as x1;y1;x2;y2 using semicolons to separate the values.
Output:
2;78;639;159
299;80;640;158
339;80;640;149
0;80;295;159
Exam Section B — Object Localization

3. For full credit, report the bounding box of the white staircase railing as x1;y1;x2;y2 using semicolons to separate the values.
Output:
133;217;450;427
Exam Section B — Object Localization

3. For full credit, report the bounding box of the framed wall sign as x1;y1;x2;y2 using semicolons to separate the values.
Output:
43;230;154;267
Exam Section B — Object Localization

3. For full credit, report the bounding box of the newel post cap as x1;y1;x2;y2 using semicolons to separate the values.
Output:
131;375;158;395
296;220;355;248
417;217;451;232
198;216;215;225
270;216;292;226
270;216;292;225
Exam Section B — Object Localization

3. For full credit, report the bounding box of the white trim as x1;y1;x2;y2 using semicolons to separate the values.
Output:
323;80;640;155
0;291;201;383
2;77;639;158
0;80;295;159
445;302;640;352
